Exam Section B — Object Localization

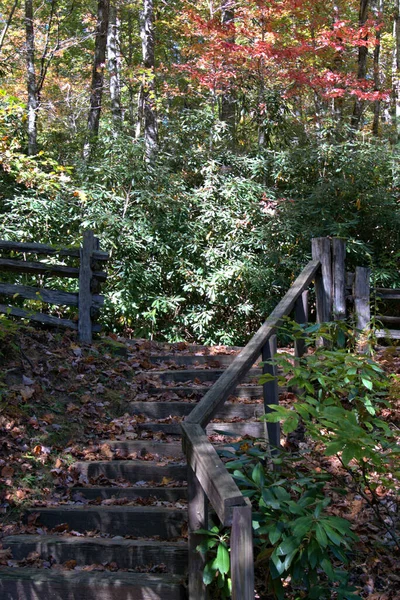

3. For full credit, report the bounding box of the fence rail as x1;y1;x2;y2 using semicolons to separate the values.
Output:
0;230;108;342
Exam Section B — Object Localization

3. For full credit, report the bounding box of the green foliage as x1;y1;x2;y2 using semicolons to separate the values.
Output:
196;523;232;598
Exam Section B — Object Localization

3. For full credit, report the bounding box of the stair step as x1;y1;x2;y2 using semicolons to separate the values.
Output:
69;487;188;502
3;535;188;573
148;385;266;399
0;568;187;600
74;460;186;483
138;421;266;438
151;368;261;384
100;440;184;458
130;401;263;420
149;354;251;367
25;506;187;538
377;316;400;325
375;328;400;339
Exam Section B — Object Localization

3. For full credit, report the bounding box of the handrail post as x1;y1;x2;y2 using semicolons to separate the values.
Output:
262;334;280;452
294;290;308;359
354;266;371;353
79;230;95;343
231;505;254;600
332;238;346;321
311;237;333;324
188;465;208;600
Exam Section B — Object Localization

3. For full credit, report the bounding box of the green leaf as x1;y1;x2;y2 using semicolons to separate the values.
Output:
203;561;217;585
315;523;328;548
214;543;230;575
252;462;265;488
361;377;373;390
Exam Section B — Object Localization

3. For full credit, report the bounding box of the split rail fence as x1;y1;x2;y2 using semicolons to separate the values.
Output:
0;230;109;343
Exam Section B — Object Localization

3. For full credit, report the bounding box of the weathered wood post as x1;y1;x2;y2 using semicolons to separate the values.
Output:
187;466;208;600
78;230;95;343
262;334;280;451
354;266;371;352
231;505;254;600
332;238;346;321
294;290;308;359
311;237;333;324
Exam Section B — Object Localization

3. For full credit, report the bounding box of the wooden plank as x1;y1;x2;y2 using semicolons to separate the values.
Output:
74;460;187;482
0;258;107;281
262;335;279;451
332;238;346;320
0;282;103;308
376;288;400;300
0;303;77;330
354;267;371;353
129;401;264;420
3;535;188;573
378;316;400;325
0;240;109;261
375;329;400;339
312;237;332;324
294;291;308;359
181;422;247;526
185;260;320;428
187;466;208;600
231;505;254;600
66;486;188;501
78;230;94;343
140;421;266;438
0;568;187;600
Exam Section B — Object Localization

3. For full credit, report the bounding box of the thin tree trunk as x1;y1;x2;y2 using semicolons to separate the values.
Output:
0;0;19;54
351;0;370;131
25;0;38;155
137;0;158;161
393;0;400;142
372;0;383;135
107;4;122;129
220;0;235;146
84;0;110;159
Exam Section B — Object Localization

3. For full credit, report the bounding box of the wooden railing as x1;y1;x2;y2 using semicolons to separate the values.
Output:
0;230;109;343
181;258;323;599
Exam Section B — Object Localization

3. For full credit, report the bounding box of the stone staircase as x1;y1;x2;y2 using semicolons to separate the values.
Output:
0;344;271;599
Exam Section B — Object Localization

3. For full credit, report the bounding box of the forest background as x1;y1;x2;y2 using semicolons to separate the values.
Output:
1;0;400;344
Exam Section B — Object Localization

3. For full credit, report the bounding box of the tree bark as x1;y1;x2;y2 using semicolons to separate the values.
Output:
372;0;383;135
0;0;20;55
393;0;400;142
84;0;110;159
137;0;158;162
351;0;370;131
220;0;235;146
107;4;122;129
25;0;38;155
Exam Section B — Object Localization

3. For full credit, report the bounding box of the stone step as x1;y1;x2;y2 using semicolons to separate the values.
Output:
3;535;188;574
138;421;266;438
148;385;264;399
149;354;252;367
0;568;187;600
25;506;187;538
130;401;263;420
74;460;186;483
150;368;262;384
100;440;184;458
69;487;188;502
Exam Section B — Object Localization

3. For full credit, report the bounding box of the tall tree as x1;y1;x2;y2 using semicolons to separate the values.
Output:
25;0;38;155
136;0;158;161
0;0;20;55
393;0;400;141
107;3;123;129
372;0;383;135
351;0;370;131
84;0;110;158
220;0;235;145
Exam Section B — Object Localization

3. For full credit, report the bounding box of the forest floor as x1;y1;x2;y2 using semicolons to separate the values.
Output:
0;321;399;599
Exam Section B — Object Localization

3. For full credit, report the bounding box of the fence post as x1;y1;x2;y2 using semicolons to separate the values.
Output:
354;266;371;352
332;238;346;321
294;290;308;359
78;230;95;343
262;334;280;452
231;505;254;600
188;466;208;600
311;237;333;324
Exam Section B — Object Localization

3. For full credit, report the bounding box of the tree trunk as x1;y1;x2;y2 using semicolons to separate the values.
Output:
0;0;19;54
372;0;383;135
137;0;158;162
351;0;370;131
220;0;235;146
25;0;38;156
393;0;400;142
84;0;110;159
107;4;122;129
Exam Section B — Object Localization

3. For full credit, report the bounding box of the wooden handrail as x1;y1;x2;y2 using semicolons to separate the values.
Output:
186;259;320;428
182;258;322;600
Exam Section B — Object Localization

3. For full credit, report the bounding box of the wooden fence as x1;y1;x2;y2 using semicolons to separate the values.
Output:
0;230;109;343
